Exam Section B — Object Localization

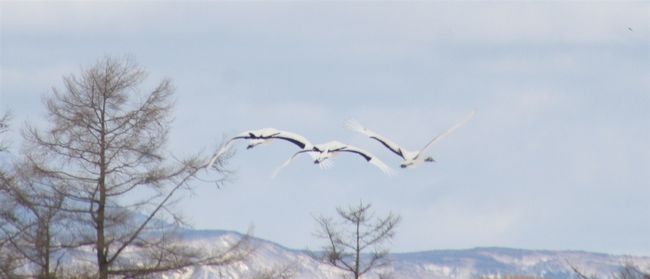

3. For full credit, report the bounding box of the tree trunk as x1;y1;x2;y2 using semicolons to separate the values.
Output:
355;218;361;279
97;186;108;279
97;99;108;279
43;225;50;279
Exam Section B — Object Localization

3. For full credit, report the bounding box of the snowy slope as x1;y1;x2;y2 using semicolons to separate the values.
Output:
24;229;650;278
152;230;649;279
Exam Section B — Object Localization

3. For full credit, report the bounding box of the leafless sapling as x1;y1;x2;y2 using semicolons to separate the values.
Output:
314;201;400;279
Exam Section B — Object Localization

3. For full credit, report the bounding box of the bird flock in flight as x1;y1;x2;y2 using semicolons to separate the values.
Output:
207;111;475;177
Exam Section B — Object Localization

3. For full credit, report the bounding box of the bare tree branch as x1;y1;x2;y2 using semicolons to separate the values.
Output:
314;201;400;279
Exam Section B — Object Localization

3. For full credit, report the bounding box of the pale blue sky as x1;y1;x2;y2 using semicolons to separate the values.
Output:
1;2;649;256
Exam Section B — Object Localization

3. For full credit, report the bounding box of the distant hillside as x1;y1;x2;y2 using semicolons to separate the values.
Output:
13;228;650;278
10;225;650;279
161;229;650;278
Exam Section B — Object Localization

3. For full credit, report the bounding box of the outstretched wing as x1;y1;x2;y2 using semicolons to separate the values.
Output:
337;145;395;176
206;131;253;169
416;110;475;159
346;120;407;160
271;150;318;178
207;129;312;169
272;131;313;150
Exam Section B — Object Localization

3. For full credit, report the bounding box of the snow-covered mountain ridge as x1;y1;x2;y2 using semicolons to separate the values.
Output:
157;229;649;279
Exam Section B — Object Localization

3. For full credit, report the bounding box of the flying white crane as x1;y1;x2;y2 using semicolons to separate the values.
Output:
272;141;394;177
347;110;475;168
207;128;314;169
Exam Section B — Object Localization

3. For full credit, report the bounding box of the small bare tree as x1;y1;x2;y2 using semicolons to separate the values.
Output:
22;57;248;278
1;113;91;279
615;264;650;279
314;201;400;279
570;262;650;279
0;163;67;279
249;263;296;279
0;112;23;278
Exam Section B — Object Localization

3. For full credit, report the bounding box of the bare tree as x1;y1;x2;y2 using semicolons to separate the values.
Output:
314;201;400;279
1;112;86;279
615;264;650;279
21;57;247;278
249;263;296;279
0;112;23;278
569;261;650;279
0;161;71;279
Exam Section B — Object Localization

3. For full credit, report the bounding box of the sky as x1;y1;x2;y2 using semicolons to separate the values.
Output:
1;2;649;256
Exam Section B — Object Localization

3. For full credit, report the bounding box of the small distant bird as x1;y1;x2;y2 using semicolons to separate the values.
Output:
272;141;394;177
347;111;475;168
628;27;633;32
207;128;314;169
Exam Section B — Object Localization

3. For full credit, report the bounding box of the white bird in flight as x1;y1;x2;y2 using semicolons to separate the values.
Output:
272;141;394;177
347;111;475;168
207;128;314;169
